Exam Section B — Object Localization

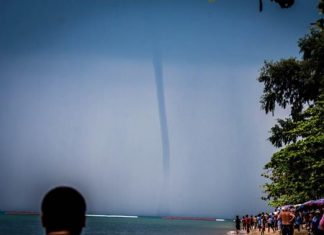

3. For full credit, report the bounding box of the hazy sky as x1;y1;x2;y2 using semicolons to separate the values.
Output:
0;0;319;218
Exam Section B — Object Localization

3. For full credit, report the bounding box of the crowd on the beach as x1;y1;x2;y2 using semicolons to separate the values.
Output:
235;207;324;235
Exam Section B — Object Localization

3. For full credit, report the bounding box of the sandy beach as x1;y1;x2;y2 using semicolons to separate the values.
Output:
227;228;309;235
250;229;308;235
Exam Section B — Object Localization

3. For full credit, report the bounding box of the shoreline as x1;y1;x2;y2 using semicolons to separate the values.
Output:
251;229;309;235
226;228;309;235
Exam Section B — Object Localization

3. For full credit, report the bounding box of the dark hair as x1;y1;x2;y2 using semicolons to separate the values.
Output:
41;186;86;235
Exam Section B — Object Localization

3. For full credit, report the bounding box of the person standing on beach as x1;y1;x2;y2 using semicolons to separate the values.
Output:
250;215;255;230
312;210;322;235
235;215;241;234
295;212;302;232
268;214;275;233
261;213;267;235
278;207;295;235
305;212;311;231
274;212;278;231
242;216;247;231
246;214;251;233
278;213;282;233
257;214;262;232
253;215;257;230
41;186;87;235
319;208;324;235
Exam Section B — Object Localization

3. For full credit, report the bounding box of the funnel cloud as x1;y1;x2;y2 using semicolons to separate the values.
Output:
153;50;170;178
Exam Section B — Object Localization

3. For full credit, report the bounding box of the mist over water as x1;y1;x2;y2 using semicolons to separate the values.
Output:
0;0;318;218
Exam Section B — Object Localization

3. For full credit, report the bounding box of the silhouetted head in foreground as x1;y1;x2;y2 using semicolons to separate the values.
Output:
41;186;87;235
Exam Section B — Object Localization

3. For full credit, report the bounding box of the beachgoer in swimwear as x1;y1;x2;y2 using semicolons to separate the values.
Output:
278;207;295;235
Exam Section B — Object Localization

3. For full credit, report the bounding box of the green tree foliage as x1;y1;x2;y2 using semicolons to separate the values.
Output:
261;101;324;206
258;30;324;121
258;2;324;207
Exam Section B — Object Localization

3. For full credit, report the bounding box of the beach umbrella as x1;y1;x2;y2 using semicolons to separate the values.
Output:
314;199;324;208
303;200;315;207
296;200;315;211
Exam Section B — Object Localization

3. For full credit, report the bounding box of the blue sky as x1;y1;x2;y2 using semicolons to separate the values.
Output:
0;0;319;218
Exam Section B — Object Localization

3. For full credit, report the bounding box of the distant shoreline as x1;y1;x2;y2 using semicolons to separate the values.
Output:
2;211;39;216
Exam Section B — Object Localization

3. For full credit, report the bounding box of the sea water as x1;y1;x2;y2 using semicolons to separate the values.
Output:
0;214;234;235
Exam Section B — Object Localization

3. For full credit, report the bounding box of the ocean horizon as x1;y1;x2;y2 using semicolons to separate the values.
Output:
0;213;234;235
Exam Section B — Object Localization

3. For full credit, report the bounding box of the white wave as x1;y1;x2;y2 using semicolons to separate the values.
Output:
226;230;247;235
227;231;237;235
216;218;225;221
86;214;138;218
